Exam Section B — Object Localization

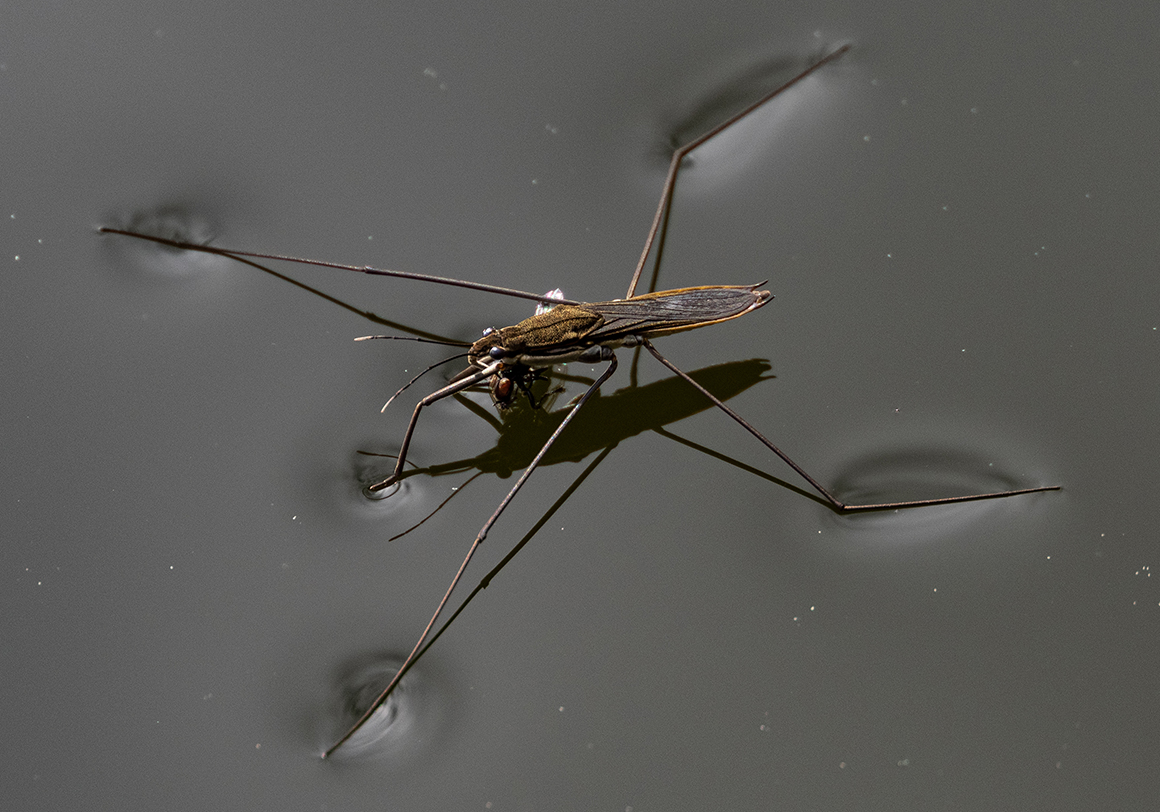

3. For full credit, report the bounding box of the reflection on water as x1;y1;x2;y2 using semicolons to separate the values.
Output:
341;359;775;530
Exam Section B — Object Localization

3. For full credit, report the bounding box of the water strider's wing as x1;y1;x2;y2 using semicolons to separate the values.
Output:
582;284;772;341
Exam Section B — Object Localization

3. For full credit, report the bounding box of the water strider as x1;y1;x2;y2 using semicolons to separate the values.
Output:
99;43;1058;756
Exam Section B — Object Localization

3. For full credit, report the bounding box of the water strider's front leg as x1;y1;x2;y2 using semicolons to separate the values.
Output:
367;361;501;492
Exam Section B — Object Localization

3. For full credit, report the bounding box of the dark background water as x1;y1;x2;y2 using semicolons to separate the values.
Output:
5;1;1158;809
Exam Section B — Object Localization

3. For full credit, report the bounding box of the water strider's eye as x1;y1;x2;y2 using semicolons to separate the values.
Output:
489;346;507;360
492;377;514;404
481;327;494;337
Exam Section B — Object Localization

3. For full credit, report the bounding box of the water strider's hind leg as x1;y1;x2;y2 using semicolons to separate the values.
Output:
642;339;1059;510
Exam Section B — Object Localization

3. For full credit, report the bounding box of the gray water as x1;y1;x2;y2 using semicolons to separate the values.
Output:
5;2;1158;810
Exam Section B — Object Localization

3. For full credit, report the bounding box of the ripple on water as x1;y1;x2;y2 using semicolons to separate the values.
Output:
821;446;1055;543
323;654;446;762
